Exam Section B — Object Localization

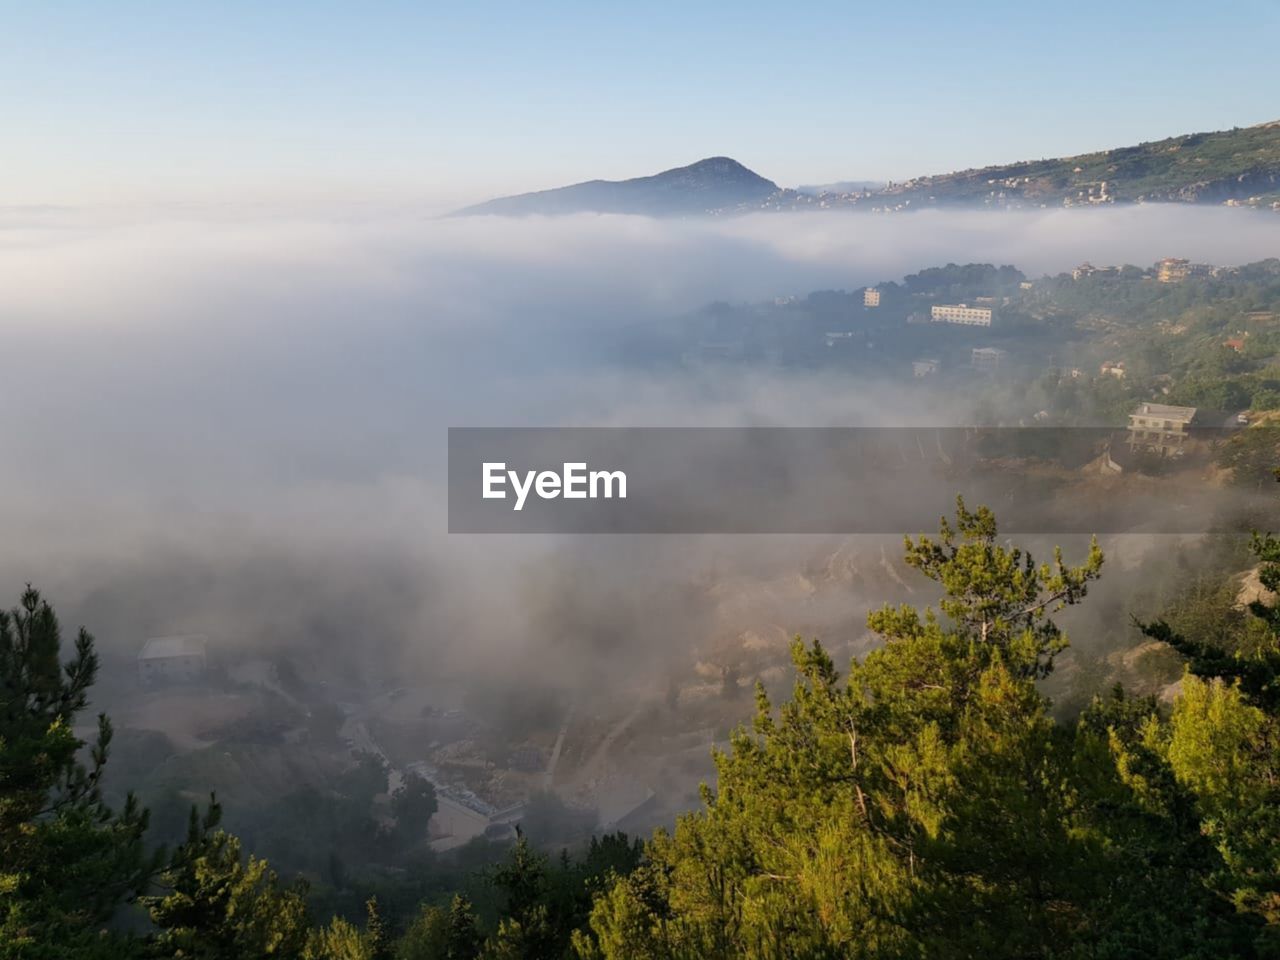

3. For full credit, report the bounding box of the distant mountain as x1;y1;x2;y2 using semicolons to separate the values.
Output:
453;157;780;217
456;121;1280;218
794;180;885;196
845;120;1280;212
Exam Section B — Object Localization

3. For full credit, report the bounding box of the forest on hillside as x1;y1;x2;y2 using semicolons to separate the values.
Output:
5;490;1280;958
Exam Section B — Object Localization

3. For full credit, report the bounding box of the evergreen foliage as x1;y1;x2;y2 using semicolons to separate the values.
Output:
5;492;1280;957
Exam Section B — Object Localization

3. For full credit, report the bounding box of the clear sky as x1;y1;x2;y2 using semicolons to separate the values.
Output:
4;0;1279;207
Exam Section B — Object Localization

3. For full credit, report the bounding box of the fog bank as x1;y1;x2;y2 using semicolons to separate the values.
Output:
2;203;1277;700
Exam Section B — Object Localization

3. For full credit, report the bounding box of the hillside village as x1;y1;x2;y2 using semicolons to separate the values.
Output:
758;122;1280;213
680;256;1280;431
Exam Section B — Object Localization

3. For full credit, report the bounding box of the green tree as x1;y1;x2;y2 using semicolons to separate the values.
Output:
396;895;482;960
0;586;160;959
305;917;373;960
576;501;1254;958
142;803;311;959
477;827;640;959
305;899;389;960
1162;676;1280;931
391;774;438;846
1217;425;1280;492
481;830;560;959
870;496;1104;679
1137;478;1280;947
1140;532;1280;712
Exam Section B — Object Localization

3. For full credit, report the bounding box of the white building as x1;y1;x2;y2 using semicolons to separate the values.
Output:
138;635;207;684
863;288;881;307
931;303;993;327
427;789;525;851
1128;402;1198;456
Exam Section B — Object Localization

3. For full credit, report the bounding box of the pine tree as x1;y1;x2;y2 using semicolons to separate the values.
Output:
304;898;389;960
1135;467;1280;946
390;774;438;846
395;895;481;960
481;829;562;959
142;802;311;959
0;586;160;959
575;502;1254;958
305;916;374;960
443;896;482;960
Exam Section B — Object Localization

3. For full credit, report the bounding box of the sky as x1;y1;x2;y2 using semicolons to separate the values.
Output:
3;0;1279;207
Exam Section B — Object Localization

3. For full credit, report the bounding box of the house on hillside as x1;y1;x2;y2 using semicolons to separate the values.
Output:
1156;258;1212;283
138;635;207;685
1157;258;1190;283
1127;402;1198;456
1072;262;1118;280
931;303;993;327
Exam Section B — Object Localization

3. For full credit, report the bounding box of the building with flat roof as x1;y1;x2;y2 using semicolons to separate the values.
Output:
931;303;993;327
1128;402;1198;456
971;346;1008;373
1072;262;1118;280
863;287;881;307
1155;258;1210;283
138;634;207;684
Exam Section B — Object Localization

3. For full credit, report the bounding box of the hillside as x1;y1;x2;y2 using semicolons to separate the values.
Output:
454;156;780;217
865;119;1280;211
457;121;1280;217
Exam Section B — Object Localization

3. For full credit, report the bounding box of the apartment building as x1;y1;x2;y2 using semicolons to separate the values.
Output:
1127;402;1198;456
931;303;993;326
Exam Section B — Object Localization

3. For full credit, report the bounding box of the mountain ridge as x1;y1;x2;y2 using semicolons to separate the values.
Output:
454;120;1280;217
865;118;1280;211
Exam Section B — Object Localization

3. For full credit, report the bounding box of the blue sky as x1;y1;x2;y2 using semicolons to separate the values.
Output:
4;0;1278;206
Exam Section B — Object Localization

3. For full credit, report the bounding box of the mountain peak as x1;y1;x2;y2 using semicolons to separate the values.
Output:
683;156;759;173
455;157;778;218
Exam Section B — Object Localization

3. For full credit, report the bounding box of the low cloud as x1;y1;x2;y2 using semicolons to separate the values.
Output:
1;203;1276;705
